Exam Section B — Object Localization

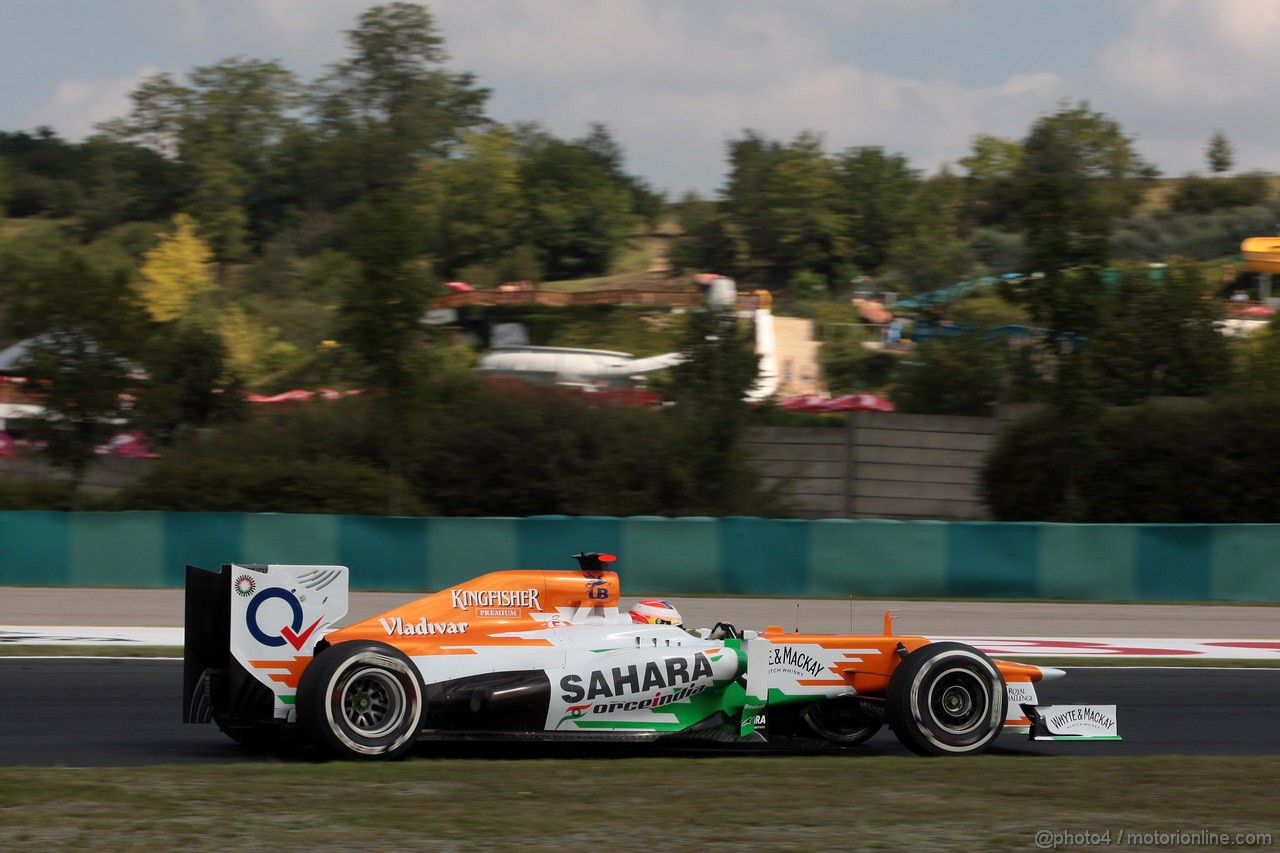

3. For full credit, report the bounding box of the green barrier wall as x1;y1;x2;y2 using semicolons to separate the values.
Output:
1;512;1279;602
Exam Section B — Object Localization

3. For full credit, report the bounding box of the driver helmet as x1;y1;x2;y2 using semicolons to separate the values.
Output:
629;599;683;628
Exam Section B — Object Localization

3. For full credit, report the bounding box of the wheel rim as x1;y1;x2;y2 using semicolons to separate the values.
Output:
340;667;407;738
926;667;989;735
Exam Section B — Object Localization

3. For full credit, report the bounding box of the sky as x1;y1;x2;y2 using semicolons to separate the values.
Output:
2;0;1279;196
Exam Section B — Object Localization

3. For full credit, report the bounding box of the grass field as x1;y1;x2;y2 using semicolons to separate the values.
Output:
0;757;1275;851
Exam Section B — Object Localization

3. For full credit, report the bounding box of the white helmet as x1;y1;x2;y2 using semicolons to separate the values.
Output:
629;599;683;628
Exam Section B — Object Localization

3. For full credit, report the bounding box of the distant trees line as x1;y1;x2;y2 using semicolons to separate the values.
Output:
2;2;1278;521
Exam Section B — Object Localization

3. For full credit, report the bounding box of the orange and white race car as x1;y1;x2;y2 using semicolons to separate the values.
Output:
183;553;1119;759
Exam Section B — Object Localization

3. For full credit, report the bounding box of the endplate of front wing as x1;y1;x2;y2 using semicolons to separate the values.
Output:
1023;704;1122;741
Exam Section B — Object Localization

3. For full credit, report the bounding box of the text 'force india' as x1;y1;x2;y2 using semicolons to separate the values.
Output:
183;554;1120;759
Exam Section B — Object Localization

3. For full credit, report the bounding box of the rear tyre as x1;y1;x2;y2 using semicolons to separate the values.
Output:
887;642;1006;756
296;641;425;760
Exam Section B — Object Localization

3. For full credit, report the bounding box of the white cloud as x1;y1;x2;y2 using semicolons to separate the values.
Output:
434;1;1068;191
1096;0;1280;104
22;67;164;139
1084;0;1280;173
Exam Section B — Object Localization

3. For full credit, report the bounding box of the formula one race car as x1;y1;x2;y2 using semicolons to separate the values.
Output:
183;553;1120;759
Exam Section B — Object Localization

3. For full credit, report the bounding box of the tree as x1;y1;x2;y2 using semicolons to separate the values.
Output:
1087;263;1230;405
577;122;664;228
337;191;433;512
1206;130;1235;174
1018;102;1156;277
722;131;850;284
136;214;217;323
958;134;1022;228
413;127;523;277
892;333;1007;416
664;306;762;512
836;146;922;274
517;137;632;279
131;321;244;442
20;327;132;498
108;57;303;250
0;156;10;211
668;191;740;276
0;244;143;499
319;2;490;184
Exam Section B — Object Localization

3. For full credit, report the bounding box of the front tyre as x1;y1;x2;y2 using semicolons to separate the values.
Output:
887;642;1006;756
296;641;425;760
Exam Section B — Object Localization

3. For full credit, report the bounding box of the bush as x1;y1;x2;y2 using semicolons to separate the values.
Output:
982;395;1280;522
117;456;429;516
967;229;1026;274
0;478;77;510
110;377;783;518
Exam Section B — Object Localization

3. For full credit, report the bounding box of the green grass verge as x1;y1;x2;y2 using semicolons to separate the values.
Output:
0;758;1275;851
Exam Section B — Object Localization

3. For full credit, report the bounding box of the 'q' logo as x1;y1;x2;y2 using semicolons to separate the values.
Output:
245;587;323;651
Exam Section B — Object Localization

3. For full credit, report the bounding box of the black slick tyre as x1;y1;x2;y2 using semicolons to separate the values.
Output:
296;641;426;760
887;642;1007;756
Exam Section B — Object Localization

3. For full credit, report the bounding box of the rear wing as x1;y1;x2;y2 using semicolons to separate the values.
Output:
183;563;349;724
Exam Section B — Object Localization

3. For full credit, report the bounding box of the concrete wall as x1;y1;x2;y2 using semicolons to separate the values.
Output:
744;412;997;520
0;456;154;493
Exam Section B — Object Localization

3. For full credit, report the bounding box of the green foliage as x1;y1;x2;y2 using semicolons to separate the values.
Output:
722;132;850;284
1112;199;1280;262
958;134;1023;228
0;478;77;510
1231;324;1280;394
118;455;426;515
1087;263;1230;405
836;146;922;274
338;191;432;395
0;478;119;510
892;334;1008;416
984;396;1280;522
822;336;897;395
787;270;828;299
115;379;778;517
414;127;524;277
966;228;1026;274
887;227;974;293
1168;172;1270;214
668;191;740;276
0;128;88;217
948;291;1030;328
132;322;247;442
1019;101;1157;277
666;309;760;413
517;136;633;279
2;241;147;488
21;329;132;489
1206;130;1235;174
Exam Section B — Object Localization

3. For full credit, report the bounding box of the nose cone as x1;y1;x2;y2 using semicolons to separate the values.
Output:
1037;665;1067;682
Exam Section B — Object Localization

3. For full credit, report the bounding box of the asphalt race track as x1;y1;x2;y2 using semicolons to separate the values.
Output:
1;659;1277;766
